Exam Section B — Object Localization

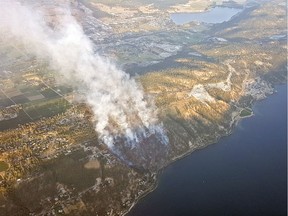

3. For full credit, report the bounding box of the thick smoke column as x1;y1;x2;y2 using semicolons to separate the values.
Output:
0;1;168;149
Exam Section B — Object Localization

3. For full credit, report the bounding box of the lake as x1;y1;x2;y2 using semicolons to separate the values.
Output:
129;85;287;216
171;7;242;25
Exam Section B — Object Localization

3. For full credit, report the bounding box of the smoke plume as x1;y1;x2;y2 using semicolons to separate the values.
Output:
0;0;168;151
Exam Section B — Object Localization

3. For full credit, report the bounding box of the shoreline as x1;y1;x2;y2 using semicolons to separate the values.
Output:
123;111;242;216
126;84;287;216
122;84;284;216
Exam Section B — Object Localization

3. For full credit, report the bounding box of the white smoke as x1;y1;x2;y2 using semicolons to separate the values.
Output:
0;0;168;149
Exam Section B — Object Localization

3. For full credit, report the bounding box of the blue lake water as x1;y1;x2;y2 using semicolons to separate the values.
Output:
171;7;242;25
129;85;287;216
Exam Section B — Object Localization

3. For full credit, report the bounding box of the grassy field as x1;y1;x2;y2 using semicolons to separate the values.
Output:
240;108;253;118
23;98;71;120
